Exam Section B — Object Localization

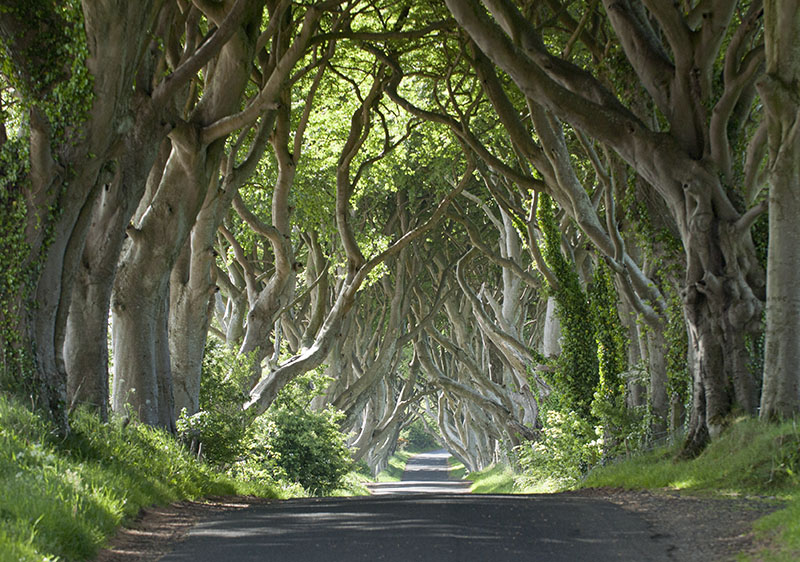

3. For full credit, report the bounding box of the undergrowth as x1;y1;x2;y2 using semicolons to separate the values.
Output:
582;417;800;495
0;395;284;562
463;417;800;559
582;417;800;561
374;450;414;482
461;417;799;558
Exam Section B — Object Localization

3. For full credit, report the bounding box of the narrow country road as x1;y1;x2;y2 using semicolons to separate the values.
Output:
366;449;472;495
159;450;673;561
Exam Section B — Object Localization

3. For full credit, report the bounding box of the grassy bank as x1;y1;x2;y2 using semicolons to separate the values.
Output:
464;418;800;559
582;418;800;560
374;450;415;482
0;395;354;561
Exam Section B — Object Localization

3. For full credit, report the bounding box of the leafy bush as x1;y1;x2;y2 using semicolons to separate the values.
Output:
515;407;602;489
591;387;651;459
177;343;253;466
245;405;352;496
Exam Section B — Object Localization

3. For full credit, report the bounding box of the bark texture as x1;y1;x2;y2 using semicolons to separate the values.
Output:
759;0;800;420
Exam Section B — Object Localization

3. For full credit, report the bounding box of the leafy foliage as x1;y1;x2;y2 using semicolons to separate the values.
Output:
537;193;599;416
247;405;352;496
178;343;354;495
515;406;602;489
588;261;644;455
177;342;253;467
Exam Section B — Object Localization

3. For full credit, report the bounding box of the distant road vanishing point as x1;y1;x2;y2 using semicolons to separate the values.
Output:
160;449;673;561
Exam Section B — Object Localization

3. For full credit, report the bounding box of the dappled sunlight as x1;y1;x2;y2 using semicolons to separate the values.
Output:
161;494;666;562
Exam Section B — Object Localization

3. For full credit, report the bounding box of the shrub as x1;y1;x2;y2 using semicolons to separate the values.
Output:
246;405;352;496
177;343;252;466
515;407;602;489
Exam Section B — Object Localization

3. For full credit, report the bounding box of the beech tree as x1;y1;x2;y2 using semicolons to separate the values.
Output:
759;0;800;420
1;1;177;430
7;0;800;472
444;0;767;454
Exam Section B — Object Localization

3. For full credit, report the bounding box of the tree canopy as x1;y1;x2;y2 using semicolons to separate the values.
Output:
1;0;798;472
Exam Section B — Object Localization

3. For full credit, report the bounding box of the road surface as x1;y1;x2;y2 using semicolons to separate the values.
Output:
366;449;472;495
160;450;673;561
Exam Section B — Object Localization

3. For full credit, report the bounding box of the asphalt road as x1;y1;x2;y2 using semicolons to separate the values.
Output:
366;449;472;495
161;450;673;561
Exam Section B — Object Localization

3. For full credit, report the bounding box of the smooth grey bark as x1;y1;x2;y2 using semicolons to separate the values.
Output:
170;106;276;418
169;232;217;418
646;330;668;439
542;296;561;358
759;0;800;420
113;3;263;427
65;106;170;419
2;0;165;431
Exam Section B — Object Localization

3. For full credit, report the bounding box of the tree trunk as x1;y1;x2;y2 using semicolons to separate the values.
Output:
2;0;163;431
759;0;800;421
65;113;166;420
169;238;216;418
647;329;668;439
112;10;260;427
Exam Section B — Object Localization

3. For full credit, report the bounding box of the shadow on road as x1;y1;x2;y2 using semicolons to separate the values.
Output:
160;494;669;561
159;449;672;561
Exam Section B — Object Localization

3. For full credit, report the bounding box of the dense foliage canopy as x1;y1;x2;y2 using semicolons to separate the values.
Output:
1;0;799;475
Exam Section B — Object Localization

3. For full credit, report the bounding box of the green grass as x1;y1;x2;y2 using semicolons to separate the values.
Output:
448;457;467;480
331;470;371;496
580;417;800;560
462;418;800;558
374;450;414;482
0;395;285;562
583;418;800;495
467;463;517;494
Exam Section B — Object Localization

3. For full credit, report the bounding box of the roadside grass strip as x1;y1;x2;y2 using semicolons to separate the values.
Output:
582;418;800;561
467;464;516;494
0;396;281;561
375;450;414;482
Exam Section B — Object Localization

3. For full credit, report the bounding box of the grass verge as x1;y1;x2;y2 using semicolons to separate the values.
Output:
0;395;297;561
459;417;800;559
374;450;414;482
466;464;516;494
580;418;800;560
448;457;467;480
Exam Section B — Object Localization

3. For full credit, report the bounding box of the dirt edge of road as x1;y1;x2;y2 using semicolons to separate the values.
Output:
91;489;781;562
92;496;278;562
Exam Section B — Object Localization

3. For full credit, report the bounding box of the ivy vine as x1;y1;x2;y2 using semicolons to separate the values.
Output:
0;0;93;395
537;193;598;417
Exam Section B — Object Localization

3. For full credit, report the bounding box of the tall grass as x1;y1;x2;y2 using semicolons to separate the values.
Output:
581;417;800;561
0;395;281;561
583;417;800;495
